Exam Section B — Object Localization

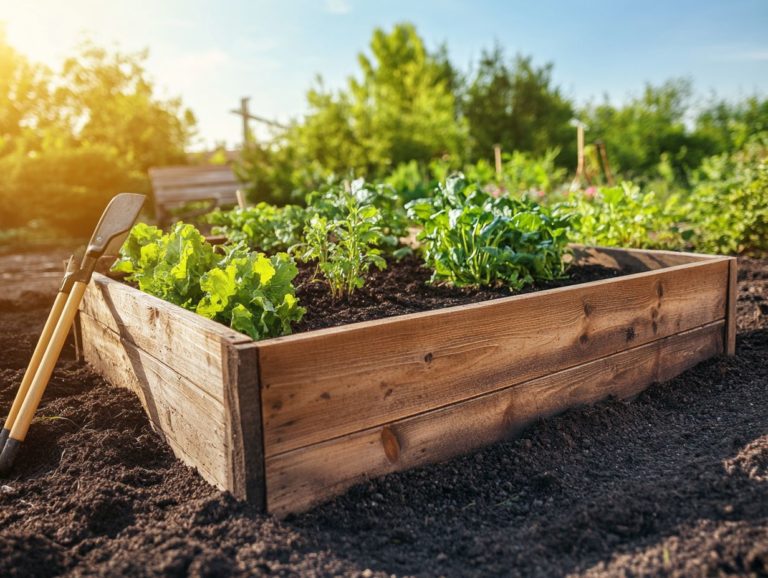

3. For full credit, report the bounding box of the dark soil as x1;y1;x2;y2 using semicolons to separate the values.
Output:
0;254;767;577
294;255;628;332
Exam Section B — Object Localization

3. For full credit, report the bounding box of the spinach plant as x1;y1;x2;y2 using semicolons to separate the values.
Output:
406;174;573;288
113;222;305;340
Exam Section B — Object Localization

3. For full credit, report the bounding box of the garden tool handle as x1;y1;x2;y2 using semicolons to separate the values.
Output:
0;292;69;450
0;281;88;474
0;256;79;452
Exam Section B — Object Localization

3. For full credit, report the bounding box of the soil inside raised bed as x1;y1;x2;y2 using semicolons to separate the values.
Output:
0;254;766;577
293;255;629;333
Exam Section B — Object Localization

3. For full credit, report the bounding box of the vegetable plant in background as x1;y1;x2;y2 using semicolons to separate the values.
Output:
207;203;307;253
305;178;410;252
296;189;388;299
407;174;573;288
687;135;768;255
113;223;305;339
569;182;688;250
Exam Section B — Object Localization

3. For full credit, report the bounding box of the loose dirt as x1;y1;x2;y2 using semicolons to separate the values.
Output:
294;255;627;332
0;254;766;577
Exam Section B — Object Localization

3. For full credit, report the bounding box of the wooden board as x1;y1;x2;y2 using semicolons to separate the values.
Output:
726;257;738;356
265;320;725;515
149;165;240;225
258;259;729;457
79;312;230;487
80;273;250;398
570;245;717;272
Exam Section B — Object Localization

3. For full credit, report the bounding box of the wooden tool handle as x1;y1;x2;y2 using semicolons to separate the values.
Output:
0;281;88;474
0;291;69;448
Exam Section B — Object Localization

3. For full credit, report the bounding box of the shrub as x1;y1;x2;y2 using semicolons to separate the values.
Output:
568;182;688;250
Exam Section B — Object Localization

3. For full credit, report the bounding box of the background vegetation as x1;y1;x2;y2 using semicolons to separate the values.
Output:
0;22;766;256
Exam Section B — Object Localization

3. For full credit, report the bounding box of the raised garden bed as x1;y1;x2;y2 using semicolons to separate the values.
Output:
75;246;737;517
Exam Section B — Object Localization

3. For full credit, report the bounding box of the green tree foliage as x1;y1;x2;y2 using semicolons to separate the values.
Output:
0;34;196;238
51;42;195;173
694;96;768;155
581;79;709;181
0;27;52;156
463;46;575;165
236;23;466;204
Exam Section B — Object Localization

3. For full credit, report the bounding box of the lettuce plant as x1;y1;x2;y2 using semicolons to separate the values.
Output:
113;223;304;340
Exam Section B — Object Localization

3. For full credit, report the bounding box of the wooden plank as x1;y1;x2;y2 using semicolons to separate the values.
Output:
258;259;729;456
726;257;738;356
80;274;251;399
79;312;230;489
570;245;721;272
149;166;238;187
265;320;724;516
154;185;240;204
222;342;266;505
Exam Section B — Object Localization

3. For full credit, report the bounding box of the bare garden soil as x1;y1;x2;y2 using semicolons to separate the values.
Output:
293;255;628;332
0;253;766;577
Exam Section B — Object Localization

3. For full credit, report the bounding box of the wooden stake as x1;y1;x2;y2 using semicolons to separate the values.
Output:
494;144;502;177
236;189;247;210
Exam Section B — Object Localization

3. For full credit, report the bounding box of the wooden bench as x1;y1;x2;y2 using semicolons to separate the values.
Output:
149;165;240;227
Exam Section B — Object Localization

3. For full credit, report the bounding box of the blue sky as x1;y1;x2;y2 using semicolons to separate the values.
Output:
1;0;767;148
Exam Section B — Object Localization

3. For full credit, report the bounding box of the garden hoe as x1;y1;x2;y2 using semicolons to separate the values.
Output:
0;193;146;475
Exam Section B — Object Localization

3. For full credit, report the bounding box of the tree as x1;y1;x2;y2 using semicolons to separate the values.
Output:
51;42;196;172
0;37;198;235
293;23;466;176
463;46;575;165
694;95;768;155
581;79;705;180
0;26;52;156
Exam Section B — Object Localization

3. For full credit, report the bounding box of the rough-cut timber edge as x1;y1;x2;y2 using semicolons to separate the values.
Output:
75;246;737;517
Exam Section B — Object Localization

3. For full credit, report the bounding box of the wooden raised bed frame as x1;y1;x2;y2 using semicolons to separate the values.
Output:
75;246;737;517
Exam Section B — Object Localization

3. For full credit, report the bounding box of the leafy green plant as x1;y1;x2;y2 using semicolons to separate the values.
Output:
296;192;388;299
686;135;768;255
569;182;688;249
406;174;573;288
305;179;410;251
113;222;304;340
207;203;307;252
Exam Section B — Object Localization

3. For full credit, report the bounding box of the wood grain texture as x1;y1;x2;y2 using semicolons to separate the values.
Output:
259;259;729;457
79;312;230;488
570;245;720;272
80;273;250;399
265;320;725;516
222;342;265;506
726;257;738;356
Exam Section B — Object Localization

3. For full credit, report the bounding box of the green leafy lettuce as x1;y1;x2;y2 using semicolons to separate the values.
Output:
113;223;304;340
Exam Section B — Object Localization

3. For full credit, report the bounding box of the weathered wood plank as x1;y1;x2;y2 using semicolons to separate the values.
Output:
726;257;738;355
222;342;265;505
80;273;251;399
154;185;240;204
570;245;720;272
79;312;230;488
258;259;729;456
149;165;238;187
265;320;725;516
